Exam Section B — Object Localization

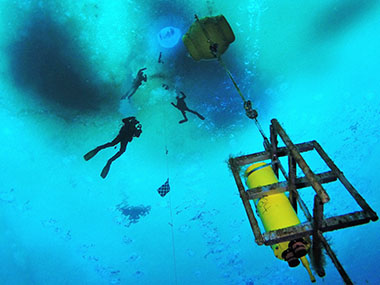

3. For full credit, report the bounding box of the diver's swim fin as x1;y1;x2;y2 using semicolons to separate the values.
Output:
84;148;99;161
101;163;111;179
198;114;205;120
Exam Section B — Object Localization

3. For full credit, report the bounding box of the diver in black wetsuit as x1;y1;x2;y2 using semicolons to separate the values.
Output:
121;68;147;100
171;91;205;124
84;117;142;178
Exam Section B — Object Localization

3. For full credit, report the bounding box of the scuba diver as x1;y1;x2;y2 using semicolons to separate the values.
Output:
121;68;147;100
171;91;205;124
158;52;164;64
84;117;142;178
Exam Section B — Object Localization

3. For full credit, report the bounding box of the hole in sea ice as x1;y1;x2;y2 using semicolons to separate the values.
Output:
157;26;181;48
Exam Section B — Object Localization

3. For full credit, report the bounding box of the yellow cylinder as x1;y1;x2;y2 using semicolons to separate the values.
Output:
245;162;301;260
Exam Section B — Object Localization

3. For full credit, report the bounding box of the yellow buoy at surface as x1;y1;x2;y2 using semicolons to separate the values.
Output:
182;15;235;61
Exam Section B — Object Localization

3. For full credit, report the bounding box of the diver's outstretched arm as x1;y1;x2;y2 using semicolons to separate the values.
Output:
179;91;186;99
171;102;178;109
137;68;147;78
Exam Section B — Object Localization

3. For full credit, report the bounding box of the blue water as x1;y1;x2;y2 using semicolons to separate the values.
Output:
1;0;380;284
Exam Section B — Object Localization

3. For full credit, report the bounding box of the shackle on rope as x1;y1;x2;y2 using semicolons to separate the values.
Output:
244;100;258;120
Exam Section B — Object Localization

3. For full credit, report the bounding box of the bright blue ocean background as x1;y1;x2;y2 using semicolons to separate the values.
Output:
1;0;380;284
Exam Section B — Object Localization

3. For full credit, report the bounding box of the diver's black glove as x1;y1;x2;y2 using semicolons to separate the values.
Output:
122;116;136;124
134;124;142;138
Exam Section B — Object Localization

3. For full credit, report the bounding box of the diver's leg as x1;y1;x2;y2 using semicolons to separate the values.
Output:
121;86;134;100
84;137;120;161
101;141;127;178
121;84;137;100
108;141;127;163
127;86;138;99
98;137;120;149
121;91;129;100
179;110;188;124
187;109;205;120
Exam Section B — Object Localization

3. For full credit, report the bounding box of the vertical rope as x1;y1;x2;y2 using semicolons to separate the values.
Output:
162;100;178;285
168;192;178;285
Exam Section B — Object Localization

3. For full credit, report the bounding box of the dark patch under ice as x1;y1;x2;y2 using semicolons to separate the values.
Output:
7;11;113;113
116;201;151;227
314;0;378;40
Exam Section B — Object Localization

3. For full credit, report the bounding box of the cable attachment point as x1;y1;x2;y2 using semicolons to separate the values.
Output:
263;137;271;152
210;43;218;56
244;100;258;119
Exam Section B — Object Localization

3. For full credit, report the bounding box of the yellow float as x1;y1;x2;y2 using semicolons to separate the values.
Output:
182;15;235;61
245;162;315;281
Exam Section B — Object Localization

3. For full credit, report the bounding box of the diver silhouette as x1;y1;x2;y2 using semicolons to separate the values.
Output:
158;52;164;64
121;68;147;100
171;91;205;124
84;117;142;178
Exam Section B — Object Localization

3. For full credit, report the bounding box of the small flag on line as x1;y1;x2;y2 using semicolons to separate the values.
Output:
157;178;170;197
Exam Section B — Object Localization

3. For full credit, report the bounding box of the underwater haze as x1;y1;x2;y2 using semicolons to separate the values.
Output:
1;0;380;284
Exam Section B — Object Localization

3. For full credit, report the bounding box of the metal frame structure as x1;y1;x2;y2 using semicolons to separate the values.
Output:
228;119;378;284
